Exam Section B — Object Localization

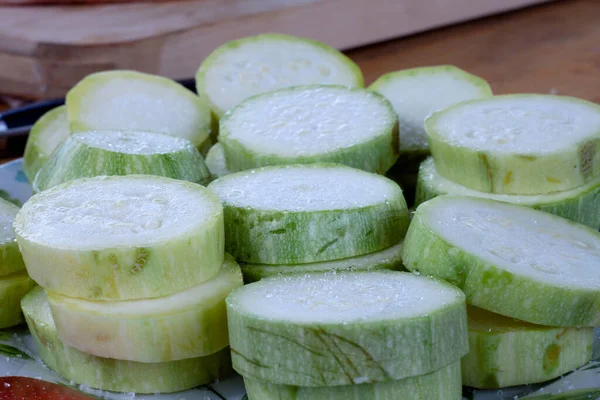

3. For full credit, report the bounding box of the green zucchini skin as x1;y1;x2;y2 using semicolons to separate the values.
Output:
209;164;410;265
462;306;594;389
402;195;600;327
415;157;600;230
22;287;234;394
226;270;468;386
33;130;212;193
0;270;37;328
0;199;26;277
240;241;404;283
244;360;462;400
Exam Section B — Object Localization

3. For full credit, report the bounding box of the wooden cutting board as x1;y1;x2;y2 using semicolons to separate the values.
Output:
0;0;552;99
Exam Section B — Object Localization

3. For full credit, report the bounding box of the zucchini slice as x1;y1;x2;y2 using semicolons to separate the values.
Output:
14;175;224;300
0;198;25;276
426;94;600;194
226;270;468;386
402;195;600;326
23;106;70;182
196;33;363;117
219;85;398;174
22;286;233;393
369;65;492;168
240;240;404;283
0;270;36;328
47;254;242;363
208;164;409;264
206;142;231;179
67;70;211;149
462;306;594;389
33;130;212;192
244;360;461;400
416;157;600;229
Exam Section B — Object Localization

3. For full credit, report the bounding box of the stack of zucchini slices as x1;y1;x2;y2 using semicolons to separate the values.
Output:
400;90;600;390
15;175;242;393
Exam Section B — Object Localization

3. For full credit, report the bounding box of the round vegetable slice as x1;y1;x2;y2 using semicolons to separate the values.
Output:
206;142;231;179
426;94;600;194
0;198;25;276
402;195;600;326
244;360;461;400
0;270;36;328
196;33;364;117
240;240;404;283
23;286;233;392
461;306;594;389
67;70;211;149
369;65;492;167
416;157;600;229
47;254;242;363
208;164;409;264
226;270;468;386
219;85;398;174
23;106;70;182
32;130;212;192
14;175;224;300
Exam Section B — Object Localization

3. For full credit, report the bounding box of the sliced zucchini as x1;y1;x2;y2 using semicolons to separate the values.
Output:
416;157;600;229
462;306;594;389
48;254;242;363
23;286;233;393
0;270;36;328
240;240;404;283
33;130;212;192
23;106;70;182
208;164;409;264
196;33;364;117
244;360;461;400
67;70;211;149
369;65;492;167
226;270;468;386
219;85;398;174
14;175;224;300
0;198;25;276
426;94;600;194
206;142;231;179
402;195;600;326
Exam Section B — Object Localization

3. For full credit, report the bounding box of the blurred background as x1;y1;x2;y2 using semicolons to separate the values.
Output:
0;0;598;156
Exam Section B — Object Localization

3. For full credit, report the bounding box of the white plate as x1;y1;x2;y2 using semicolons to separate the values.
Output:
0;159;598;400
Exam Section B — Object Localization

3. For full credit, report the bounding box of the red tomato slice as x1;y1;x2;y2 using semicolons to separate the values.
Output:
0;376;97;400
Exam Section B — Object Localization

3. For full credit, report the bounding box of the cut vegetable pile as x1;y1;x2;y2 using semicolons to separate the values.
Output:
7;31;600;399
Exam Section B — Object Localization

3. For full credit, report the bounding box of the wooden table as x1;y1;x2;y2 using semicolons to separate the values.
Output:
1;0;599;163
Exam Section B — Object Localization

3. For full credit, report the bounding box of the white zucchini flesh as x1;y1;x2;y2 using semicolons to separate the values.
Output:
226;270;468;386
416;157;600;229
22;106;70;182
206;142;231;179
22;286;233;393
66;70;212;149
195;33;364;116
426;94;600;194
14;175;224;300
0;198;25;276
244;360;462;400
208;164;410;264
0;270;36;328
240;240;404;283
462;306;594;389
48;254;242;363
219;85;399;174
33;130;212;192
402;195;600;326
369;65;492;160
